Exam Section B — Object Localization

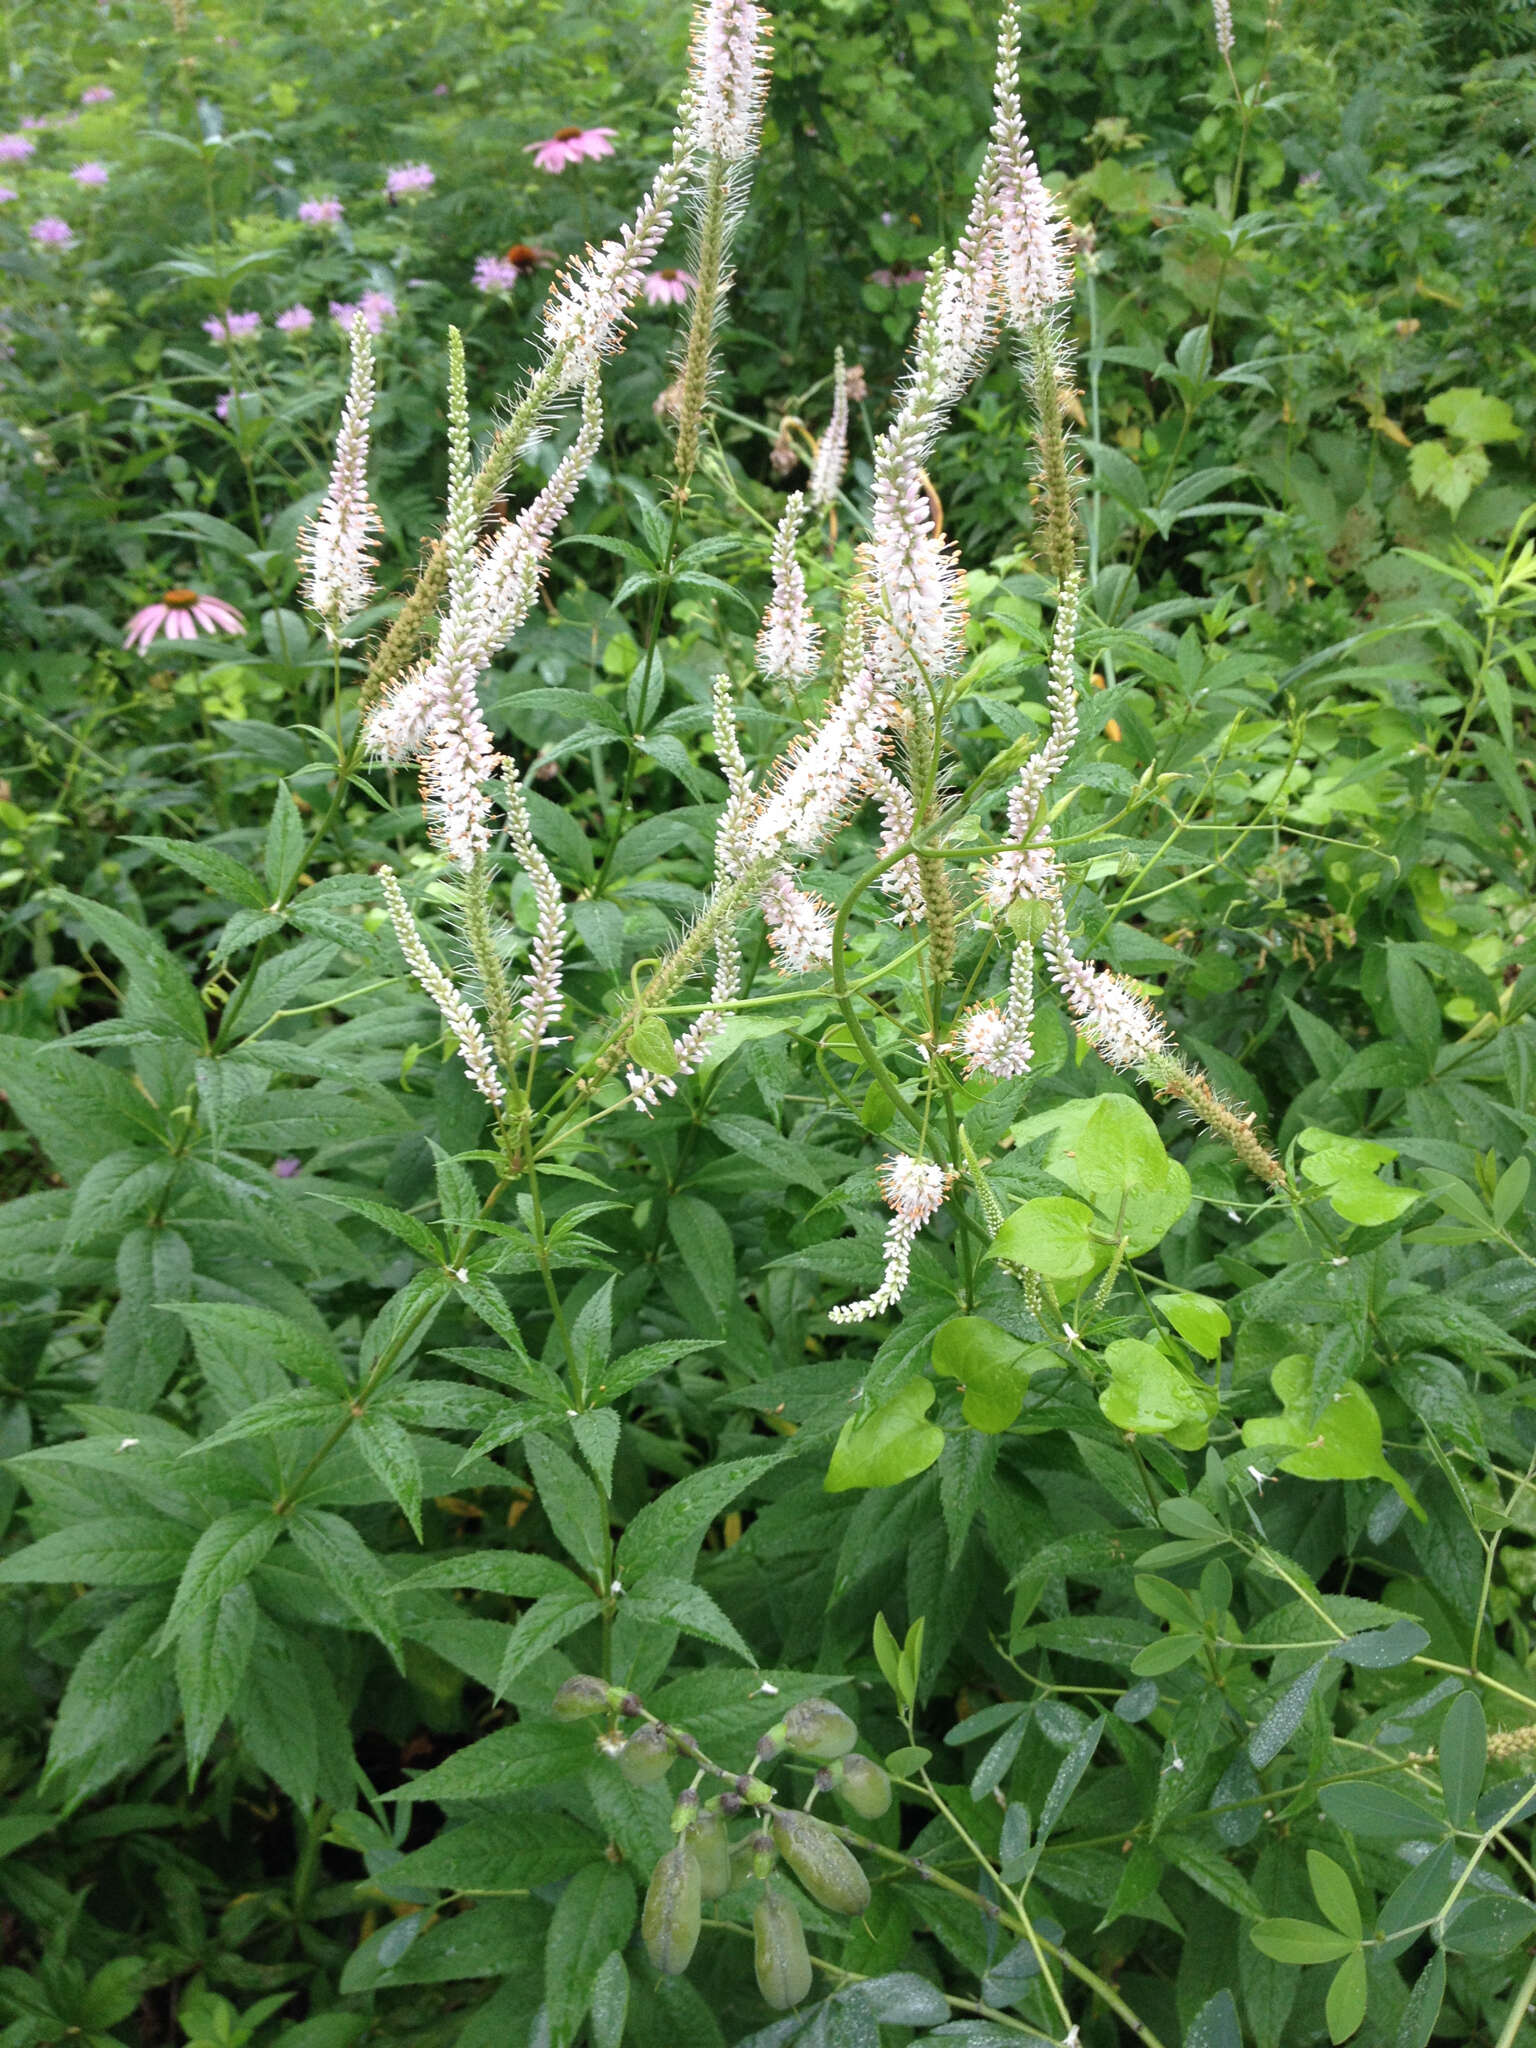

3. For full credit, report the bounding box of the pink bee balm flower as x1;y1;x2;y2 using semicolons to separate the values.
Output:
297;196;343;227
123;588;246;653
81;85;115;106
215;390;258;422
0;134;36;162
643;266;695;306
203;310;261;344
525;125;617;174
70;161;109;186
276;302;313;334
30;216;75;248
0;187;16;205
384;162;434;200
473;253;523;294
359;289;397;329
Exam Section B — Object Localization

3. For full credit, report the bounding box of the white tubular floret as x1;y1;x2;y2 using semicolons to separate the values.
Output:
956;942;1035;1079
828;1153;952;1324
756;491;822;684
683;0;771;163
475;371;604;658
299;310;381;646
863;760;926;925
760;866;833;974
380;868;504;1108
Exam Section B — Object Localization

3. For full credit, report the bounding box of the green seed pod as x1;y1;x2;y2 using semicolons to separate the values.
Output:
782;1696;858;1761
642;1842;702;1976
689;1811;733;1900
617;1722;673;1786
770;1808;871;1916
754;1886;812;2011
835;1753;892;1819
551;1674;613;1721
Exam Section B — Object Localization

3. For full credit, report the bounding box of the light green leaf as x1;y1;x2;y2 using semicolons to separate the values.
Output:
825;1379;946;1491
1248;1918;1357;1966
1099;1338;1217;1449
1241;1355;1420;1514
1154;1293;1230;1361
931;1316;1049;1431
1325;1948;1367;2044
988;1195;1099;1280
1307;1851;1361;1941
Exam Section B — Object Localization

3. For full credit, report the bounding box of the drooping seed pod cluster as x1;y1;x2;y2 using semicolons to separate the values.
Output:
559;1679;886;2008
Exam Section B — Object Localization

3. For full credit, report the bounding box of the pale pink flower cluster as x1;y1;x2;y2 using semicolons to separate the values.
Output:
0;135;36;163
955;942;1035;1079
29;216;74;248
808;348;849;509
70;161;109;187
829;1153;953;1324
298;196;344;228
204;310;261;344
540;155;689;391
215;390;258;423
81;86;115;106
385;163;434;200
276;303;314;335
683;0;770;163
298;311;380;647
378;868;505;1108
755;492;821;684
760;868;833;974
1212;0;1236;57
474;253;524;295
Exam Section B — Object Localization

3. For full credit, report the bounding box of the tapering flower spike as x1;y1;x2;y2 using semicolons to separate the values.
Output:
989;2;1072;333
541;155;690;392
1042;901;1171;1073
1211;0;1236;59
756;492;821;684
682;0;771;163
379;868;504;1108
299;310;381;648
956;942;1035;1079
808;347;849;509
829;1154;953;1324
863;760;926;926
760;868;833;975
751;645;893;860
503;763;566;1052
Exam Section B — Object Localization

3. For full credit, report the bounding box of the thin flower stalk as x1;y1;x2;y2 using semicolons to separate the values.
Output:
828;1154;953;1324
503;764;567;1055
379;868;504;1109
756;491;821;683
298;311;380;648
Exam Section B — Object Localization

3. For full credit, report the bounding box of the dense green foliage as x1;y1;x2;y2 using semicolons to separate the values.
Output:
3;3;1536;2047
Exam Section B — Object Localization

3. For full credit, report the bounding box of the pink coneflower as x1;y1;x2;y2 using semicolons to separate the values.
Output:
276;302;313;335
30;216;75;249
81;85;115;106
215;390;258;422
642;266;695;306
123;588;245;652
0;134;37;162
473;253;523;294
297;195;343;228
384;163;434;200
70;161;109;186
524;125;617;174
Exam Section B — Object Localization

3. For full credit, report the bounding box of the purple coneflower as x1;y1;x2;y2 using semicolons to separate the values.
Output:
29;216;74;248
123;589;245;652
525;125;617;174
384;163;434;200
275;302;314;335
70;161;108;187
81;85;115;106
643;266;695;306
0;134;36;160
297;196;343;227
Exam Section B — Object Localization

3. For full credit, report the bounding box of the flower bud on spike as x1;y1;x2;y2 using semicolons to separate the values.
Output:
552;1674;615;1721
689;1810;734;1899
835;1753;892;1819
769;1808;871;1916
749;1828;777;1882
618;1722;673;1786
754;1886;813;2010
642;1841;702;1976
671;1785;701;1832
782;1696;858;1760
